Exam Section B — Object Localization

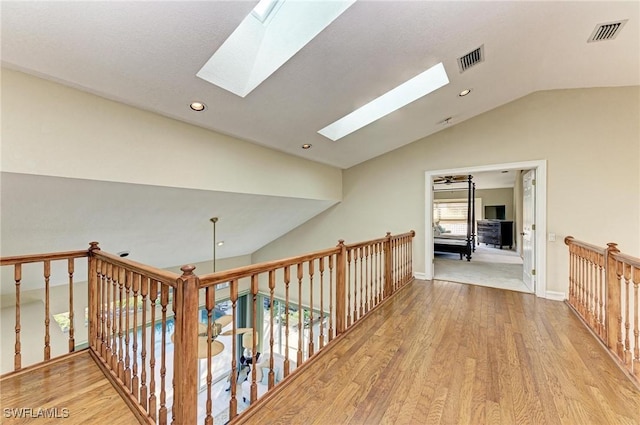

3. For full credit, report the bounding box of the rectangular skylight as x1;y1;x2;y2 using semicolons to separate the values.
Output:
197;0;356;98
318;62;450;141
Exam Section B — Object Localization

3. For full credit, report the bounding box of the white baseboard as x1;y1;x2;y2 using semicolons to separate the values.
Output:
414;272;427;280
545;291;566;301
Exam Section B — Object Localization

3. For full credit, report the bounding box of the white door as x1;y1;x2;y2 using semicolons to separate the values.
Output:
522;170;535;292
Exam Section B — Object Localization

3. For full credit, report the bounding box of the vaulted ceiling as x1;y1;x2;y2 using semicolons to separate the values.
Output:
1;1;638;273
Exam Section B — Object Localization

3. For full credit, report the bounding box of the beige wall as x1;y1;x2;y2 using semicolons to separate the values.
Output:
1;69;342;202
253;87;640;297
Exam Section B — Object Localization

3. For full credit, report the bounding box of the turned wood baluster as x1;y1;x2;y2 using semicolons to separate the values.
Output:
335;240;346;335
118;267;126;380
328;256;334;342
297;264;304;365
606;242;623;359
384;232;393;298
140;276;149;411
372;244;378;306
14;263;22;371
567;244;574;306
269;270;276;357
365;246;370;314
319;256;325;349
624;263;632;365
589;252;595;329
149;280;158;421
98;259;105;356
358;247;364;319
251;274;260;402
378;242;383;303
284;266;291;374
159;284;169;425
124;271;132;389
594;253;602;338
68;258;75;352
44;260;51;361
131;273;140;401
229;279;239;420
105;263;113;363
88;243;100;351
308;259;315;357
633;266;640;380
631;266;640;380
111;265;119;370
204;285;214;425
347;248;352;327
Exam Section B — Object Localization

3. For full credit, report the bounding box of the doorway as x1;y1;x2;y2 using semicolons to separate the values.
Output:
424;160;547;298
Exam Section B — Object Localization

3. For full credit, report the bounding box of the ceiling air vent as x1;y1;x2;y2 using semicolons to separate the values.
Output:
588;20;627;42
457;45;484;73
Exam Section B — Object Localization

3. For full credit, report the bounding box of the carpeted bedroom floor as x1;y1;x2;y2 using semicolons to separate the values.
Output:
434;245;530;293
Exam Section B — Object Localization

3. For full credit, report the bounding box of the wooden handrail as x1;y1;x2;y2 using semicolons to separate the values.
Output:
0;250;88;266
564;236;606;254
198;246;340;287
611;251;640;268
92;250;179;287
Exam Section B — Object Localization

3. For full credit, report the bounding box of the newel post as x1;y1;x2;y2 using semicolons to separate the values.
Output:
88;242;100;351
173;265;199;425
384;232;393;298
335;240;347;335
605;243;622;355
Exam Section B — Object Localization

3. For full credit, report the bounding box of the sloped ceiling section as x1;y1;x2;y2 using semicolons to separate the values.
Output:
2;1;638;169
0;172;337;276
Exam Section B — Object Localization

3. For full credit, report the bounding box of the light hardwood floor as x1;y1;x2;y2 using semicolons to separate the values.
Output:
235;279;640;425
0;351;142;424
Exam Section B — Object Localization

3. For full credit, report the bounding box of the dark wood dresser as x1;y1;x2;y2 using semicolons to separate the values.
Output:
477;220;513;249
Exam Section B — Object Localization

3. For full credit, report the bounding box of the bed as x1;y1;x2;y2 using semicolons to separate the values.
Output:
433;175;476;261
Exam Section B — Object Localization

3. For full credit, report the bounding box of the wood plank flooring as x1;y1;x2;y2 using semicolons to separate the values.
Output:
0;351;142;424
234;279;640;425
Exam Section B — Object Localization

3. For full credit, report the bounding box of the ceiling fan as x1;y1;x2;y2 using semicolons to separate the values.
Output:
434;175;471;185
171;314;256;358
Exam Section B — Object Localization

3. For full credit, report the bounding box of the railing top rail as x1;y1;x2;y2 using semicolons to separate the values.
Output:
199;246;340;287
390;230;416;240
563;236;607;255
0;250;88;266
93;250;180;286
345;237;388;250
611;251;640;268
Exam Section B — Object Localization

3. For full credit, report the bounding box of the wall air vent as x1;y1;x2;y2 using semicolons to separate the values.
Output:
588;20;627;42
457;45;484;73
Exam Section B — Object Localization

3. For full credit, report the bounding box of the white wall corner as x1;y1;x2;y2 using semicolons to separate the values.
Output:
545;291;566;301
414;272;427;280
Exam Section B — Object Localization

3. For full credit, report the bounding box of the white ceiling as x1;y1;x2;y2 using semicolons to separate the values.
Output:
1;1;638;278
2;1;638;169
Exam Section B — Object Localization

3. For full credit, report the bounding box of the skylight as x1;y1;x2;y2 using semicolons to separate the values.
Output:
197;0;356;98
318;62;450;141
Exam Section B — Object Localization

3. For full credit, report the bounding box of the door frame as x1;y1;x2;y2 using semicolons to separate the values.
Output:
424;160;547;298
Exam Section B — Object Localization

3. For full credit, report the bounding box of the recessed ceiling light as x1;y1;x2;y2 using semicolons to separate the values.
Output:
190;102;206;111
217;241;224;246
458;89;471;97
197;1;356;97
318;62;449;141
301;144;312;149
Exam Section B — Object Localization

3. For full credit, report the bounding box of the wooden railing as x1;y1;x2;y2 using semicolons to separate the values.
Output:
194;231;415;423
0;231;415;424
565;236;640;385
1;249;89;372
